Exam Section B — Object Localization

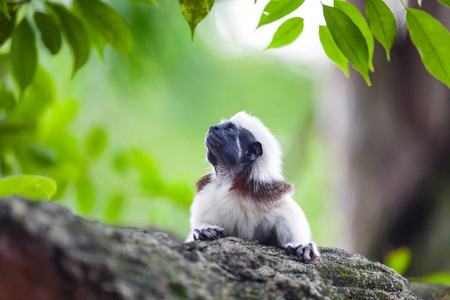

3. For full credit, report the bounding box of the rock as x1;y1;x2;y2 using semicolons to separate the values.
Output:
0;197;443;299
409;281;450;300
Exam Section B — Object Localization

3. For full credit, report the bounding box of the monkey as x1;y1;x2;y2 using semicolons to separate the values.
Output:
186;111;320;262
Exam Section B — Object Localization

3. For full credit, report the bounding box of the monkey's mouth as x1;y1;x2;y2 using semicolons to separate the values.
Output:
205;132;224;149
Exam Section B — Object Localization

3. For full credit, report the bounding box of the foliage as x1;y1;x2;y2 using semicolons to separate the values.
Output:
0;175;56;199
0;0;194;226
365;0;396;61
319;25;349;76
0;0;151;207
179;0;450;88
257;0;305;28
385;247;450;284
179;0;214;40
406;9;450;88
410;272;450;285
323;4;371;85
267;17;304;49
384;247;412;275
2;0;317;238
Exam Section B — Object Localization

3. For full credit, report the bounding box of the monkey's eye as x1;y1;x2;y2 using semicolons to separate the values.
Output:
226;125;234;132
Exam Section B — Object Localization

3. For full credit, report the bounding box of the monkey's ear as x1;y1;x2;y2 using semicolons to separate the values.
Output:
253;142;263;157
248;142;263;159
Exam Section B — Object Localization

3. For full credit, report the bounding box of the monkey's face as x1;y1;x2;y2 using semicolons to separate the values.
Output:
205;122;262;175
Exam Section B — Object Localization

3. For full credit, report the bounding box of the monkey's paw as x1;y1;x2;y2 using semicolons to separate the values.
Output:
193;226;225;241
284;243;320;263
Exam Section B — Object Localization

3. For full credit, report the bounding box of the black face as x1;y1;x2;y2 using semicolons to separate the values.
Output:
205;122;262;175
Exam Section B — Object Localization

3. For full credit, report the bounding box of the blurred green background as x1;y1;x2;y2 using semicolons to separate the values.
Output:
2;0;332;242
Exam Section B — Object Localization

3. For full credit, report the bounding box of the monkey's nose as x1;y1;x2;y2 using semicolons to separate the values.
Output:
209;126;221;133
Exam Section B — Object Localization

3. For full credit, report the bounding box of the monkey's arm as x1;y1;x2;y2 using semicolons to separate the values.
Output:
185;194;225;242
273;198;320;262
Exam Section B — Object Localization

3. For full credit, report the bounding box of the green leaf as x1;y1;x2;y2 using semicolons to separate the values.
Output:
104;193;124;223
11;67;55;121
179;0;214;41
76;178;95;213
86;29;107;58
28;143;58;166
47;3;90;75
334;0;374;71
10;18;37;91
319;25;349;77
323;5;371;86
406;9;450;88
267;17;303;49
0;10;15;45
384;247;412;275
15;3;26;24
257;0;305;28
86;127;107;158
365;0;396;60
0;83;14;110
33;12;62;55
410;272;450;285
0;175;57;200
436;0;450;7
46;133;83;168
41;100;78;139
0;0;10;19
74;0;134;56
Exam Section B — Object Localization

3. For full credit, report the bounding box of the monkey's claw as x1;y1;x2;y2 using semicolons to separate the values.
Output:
193;227;225;241
285;243;319;263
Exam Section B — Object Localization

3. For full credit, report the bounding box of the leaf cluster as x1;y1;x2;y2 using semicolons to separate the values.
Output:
180;0;450;88
1;0;135;93
0;0;149;203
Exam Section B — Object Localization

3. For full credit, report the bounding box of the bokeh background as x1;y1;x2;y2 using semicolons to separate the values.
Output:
2;0;449;282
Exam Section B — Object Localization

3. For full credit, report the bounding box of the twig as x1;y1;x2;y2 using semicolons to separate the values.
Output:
399;0;407;10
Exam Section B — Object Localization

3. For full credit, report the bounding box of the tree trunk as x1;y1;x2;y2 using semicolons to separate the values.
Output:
322;0;450;276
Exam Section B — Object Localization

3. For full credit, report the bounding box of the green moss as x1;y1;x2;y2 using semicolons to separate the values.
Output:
169;282;188;299
374;291;388;298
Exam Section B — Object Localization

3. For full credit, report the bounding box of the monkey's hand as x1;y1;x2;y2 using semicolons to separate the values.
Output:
193;226;225;241
284;243;320;263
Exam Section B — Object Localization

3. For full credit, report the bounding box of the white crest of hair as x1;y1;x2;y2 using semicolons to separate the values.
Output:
222;111;284;182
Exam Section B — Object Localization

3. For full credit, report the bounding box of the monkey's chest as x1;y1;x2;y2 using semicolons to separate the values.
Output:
209;195;271;239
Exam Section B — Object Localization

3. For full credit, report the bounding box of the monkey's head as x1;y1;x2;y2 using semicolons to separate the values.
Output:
205;111;283;181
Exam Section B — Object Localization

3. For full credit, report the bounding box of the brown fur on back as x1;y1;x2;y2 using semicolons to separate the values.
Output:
196;174;212;193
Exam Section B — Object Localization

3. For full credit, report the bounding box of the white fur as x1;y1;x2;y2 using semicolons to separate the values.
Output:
186;177;314;247
223;111;283;182
187;112;319;258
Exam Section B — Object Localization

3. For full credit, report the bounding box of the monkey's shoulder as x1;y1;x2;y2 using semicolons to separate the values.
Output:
196;173;213;193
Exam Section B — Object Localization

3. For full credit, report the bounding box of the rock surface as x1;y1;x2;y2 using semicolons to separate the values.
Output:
0;197;447;299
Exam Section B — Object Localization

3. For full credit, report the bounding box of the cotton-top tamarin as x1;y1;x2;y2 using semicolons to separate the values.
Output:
186;111;320;262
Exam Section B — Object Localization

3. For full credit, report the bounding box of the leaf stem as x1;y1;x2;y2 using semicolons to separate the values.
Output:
399;0;407;10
